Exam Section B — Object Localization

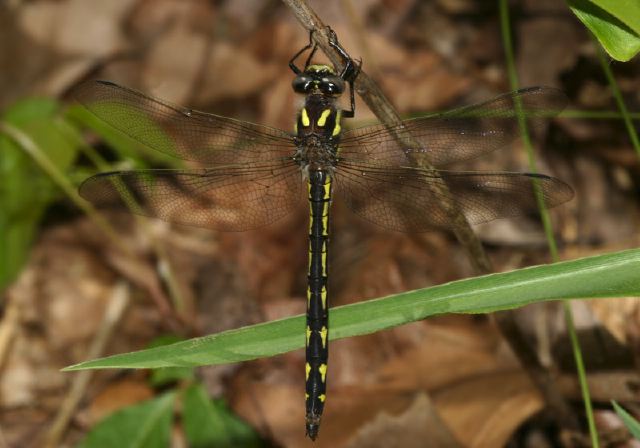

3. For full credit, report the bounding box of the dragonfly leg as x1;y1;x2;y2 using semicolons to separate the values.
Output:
289;30;317;74
327;27;361;118
304;45;318;70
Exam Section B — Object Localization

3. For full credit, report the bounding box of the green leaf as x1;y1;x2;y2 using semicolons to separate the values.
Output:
585;0;640;35
612;401;640;440
77;392;175;448
64;248;640;370
568;0;640;61
182;384;262;448
66;249;640;370
147;335;194;387
0;98;81;291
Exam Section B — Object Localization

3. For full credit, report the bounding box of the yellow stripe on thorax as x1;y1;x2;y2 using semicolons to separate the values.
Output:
317;109;332;127
301;108;310;127
332;110;342;136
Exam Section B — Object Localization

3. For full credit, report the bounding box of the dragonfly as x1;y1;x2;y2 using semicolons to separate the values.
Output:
77;29;573;441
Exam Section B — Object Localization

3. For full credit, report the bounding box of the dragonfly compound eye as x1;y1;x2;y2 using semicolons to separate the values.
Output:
292;75;314;94
319;76;345;95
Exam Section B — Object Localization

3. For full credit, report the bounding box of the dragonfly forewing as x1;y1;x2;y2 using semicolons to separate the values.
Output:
79;163;304;230
75;80;297;166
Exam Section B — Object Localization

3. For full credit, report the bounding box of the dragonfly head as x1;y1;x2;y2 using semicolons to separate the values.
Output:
293;64;345;96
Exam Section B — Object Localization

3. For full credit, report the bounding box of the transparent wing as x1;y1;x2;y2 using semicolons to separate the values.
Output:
79;162;303;230
75;80;297;165
334;164;574;232
339;87;567;168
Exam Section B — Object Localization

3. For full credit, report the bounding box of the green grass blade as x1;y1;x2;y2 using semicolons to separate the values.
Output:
502;1;599;443
612;401;640;440
64;248;640;370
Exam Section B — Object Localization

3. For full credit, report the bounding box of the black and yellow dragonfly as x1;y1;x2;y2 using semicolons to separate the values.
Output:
77;30;573;441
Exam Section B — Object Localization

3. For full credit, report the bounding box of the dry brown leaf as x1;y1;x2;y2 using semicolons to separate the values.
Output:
435;371;542;448
81;377;154;426
346;394;462;448
1;228;114;408
142;21;209;104
588;297;640;345
559;371;640;403
199;42;279;104
7;0;135;99
17;0;132;55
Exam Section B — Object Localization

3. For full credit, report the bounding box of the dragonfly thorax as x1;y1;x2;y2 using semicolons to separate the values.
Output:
294;94;342;174
295;138;338;176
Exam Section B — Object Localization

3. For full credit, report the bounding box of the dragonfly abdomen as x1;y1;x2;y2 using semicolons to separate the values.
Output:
305;169;331;440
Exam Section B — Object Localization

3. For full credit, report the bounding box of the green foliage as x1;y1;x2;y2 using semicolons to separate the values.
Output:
183;384;263;448
147;335;195;387
77;392;175;448
65;248;640;370
612;401;640;440
0;96;185;294
568;0;640;61
77;334;262;447
76;381;262;447
0;98;81;291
